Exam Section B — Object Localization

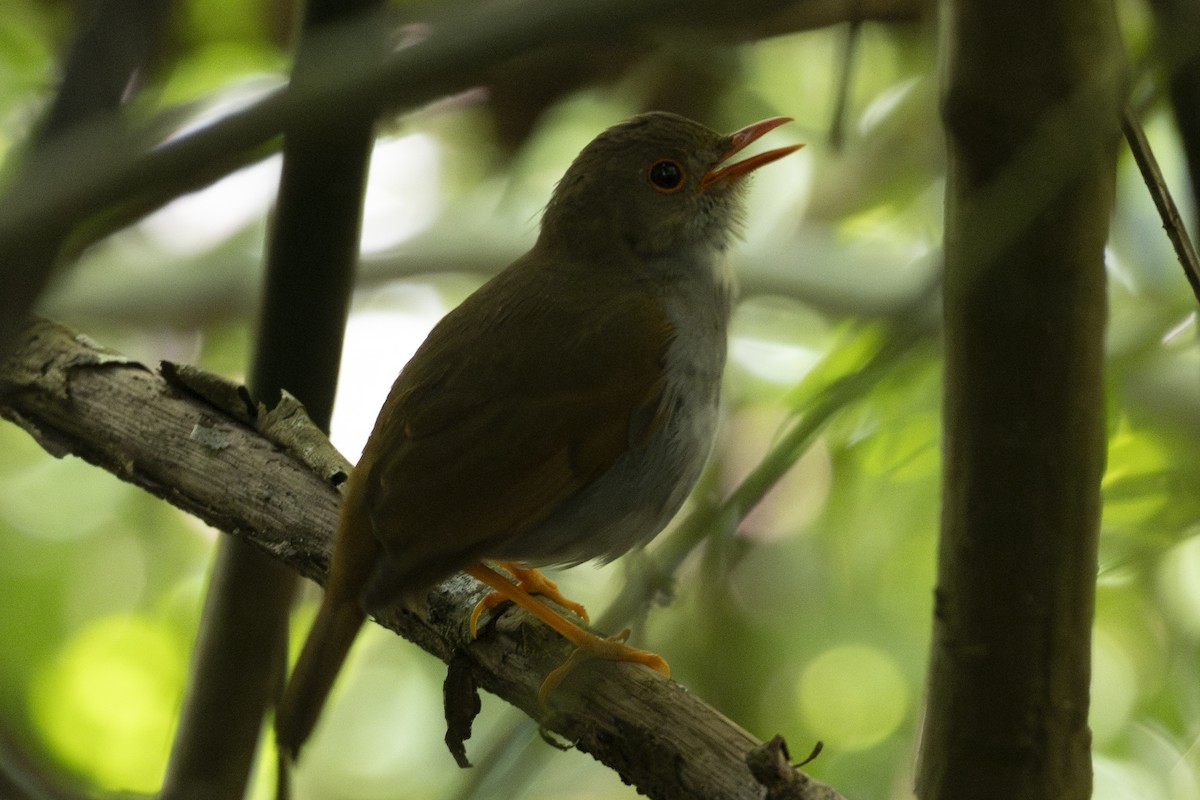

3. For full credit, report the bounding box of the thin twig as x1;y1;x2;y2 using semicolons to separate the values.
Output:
828;21;861;150
1121;103;1200;305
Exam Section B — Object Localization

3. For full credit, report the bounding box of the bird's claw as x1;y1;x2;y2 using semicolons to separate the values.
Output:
537;628;670;706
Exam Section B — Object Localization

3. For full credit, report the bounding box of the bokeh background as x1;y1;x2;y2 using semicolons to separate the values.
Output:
1;0;1198;797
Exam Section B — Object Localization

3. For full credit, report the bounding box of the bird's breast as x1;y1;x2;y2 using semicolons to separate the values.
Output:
494;255;733;566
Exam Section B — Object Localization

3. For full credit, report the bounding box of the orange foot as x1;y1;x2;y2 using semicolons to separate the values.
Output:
536;627;669;706
465;563;670;705
469;562;589;637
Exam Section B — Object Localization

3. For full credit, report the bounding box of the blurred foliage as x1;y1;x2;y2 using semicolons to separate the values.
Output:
1;0;1198;798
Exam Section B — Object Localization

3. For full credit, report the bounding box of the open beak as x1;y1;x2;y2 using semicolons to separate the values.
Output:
698;117;803;190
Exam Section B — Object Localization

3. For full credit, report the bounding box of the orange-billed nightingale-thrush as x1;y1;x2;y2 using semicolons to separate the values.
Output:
275;111;801;759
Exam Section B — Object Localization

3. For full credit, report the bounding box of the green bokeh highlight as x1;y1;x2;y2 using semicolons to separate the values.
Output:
797;644;909;751
31;615;186;792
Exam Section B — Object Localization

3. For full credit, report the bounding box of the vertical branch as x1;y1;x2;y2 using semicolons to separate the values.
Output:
918;0;1122;798
159;3;382;797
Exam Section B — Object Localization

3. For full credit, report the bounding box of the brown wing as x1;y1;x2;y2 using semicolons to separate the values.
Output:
354;255;675;605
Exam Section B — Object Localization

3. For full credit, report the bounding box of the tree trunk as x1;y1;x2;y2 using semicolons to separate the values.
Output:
917;0;1122;797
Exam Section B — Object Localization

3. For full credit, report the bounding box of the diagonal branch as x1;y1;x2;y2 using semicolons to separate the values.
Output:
1121;105;1200;304
0;0;929;358
0;317;844;800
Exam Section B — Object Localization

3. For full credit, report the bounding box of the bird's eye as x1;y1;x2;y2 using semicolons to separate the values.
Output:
647;159;685;193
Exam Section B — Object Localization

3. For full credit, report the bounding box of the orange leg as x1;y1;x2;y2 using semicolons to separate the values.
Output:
465;562;670;705
469;562;589;636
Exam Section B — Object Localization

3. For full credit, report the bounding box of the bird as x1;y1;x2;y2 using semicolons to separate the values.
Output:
275;111;800;760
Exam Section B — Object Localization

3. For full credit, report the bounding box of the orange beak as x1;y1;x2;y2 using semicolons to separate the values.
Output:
698;117;803;190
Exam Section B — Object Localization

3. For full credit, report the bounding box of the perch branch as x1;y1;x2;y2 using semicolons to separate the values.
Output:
0;318;844;800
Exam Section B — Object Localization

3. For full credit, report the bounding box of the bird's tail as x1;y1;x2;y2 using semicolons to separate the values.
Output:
275;590;366;760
